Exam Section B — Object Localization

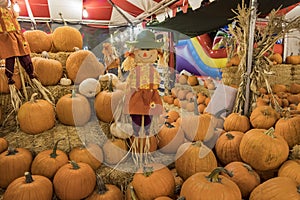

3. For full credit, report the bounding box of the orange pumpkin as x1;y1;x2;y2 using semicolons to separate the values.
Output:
3;172;53;200
23;30;52;53
31;138;68;179
0;147;33;188
180;167;242;200
274;113;300;148
94;86;124;123
56;90;91;126
102;138;128;165
187;75;199;86
278;160;300;185
53;161;96;200
69;143;103;170
178;74;188;85
175;141;217;180
132;163;175;200
32;57;63;86
286;55;300;65
239;128;289;171
52;26;83;52
249;105;280;129
86;174;123;200
0;66;22;94
249;177;300;200
215;131;244;165
224;113;250;132
224;161;261;198
17;93;55;134
66;50;105;84
0;137;8;153
157;122;185;154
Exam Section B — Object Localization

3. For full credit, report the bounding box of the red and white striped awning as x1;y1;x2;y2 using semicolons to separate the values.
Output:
16;0;209;27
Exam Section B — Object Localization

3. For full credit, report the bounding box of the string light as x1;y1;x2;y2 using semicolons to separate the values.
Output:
82;7;88;18
13;1;20;13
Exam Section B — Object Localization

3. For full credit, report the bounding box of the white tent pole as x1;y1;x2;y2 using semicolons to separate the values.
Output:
244;0;258;116
24;0;37;29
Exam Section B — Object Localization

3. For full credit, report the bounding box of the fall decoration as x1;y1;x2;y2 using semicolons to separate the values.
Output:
132;163;175;200
0;137;8;153
249;105;280;129
180;167;242;200
60;77;72;86
215;131;244;165
290;83;300;94
0;147;33;188
17;93;55;134
278;160;300;185
164;110;180;123
102;138;128;165
32;57;63;86
52;26;83;52
175;141;217;180
86;174;123;200
157;121;185;154
274;111;300;148
178;74;188;85
69;143;103;170
187;75;199;86
226;54;240;67
66;50;105;84
53;161;96;200
31;138;68;179
223;112;250;132
3;172;53;200
56;89;91;126
23;30;52;53
269;53;282;64
224;161;261;198
249;177;300;200
239;127;289;171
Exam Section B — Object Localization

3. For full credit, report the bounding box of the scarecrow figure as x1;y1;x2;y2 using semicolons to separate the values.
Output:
123;29;163;165
102;42;122;79
0;0;53;111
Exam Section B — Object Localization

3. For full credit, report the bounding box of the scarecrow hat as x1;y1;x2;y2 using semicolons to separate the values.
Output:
126;29;163;49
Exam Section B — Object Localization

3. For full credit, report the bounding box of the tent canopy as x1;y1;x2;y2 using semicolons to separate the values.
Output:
149;0;300;37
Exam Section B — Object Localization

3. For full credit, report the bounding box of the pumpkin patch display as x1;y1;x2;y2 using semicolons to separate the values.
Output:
249;105;280;129
53;161;96;200
17;93;55;135
32;57;63;86
66;50;105;84
286;54;300;65
102;138;128;165
278;159;300;185
23;30;52;53
56;90;91;126
31;138;69;179
224;112;250;132
52;26;83;52
0;147;33;188
79;78;101;98
132;163;175;200
69;143;103;170
0;66;22;94
180;167;242;200
175;141;218;180
239;127;289;171
3;172;53;200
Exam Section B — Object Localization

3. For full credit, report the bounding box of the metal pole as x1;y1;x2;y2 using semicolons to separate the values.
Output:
244;0;257;116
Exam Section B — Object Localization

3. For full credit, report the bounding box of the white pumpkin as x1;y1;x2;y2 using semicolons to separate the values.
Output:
60;77;72;86
79;78;101;98
98;73;119;87
110;122;133;139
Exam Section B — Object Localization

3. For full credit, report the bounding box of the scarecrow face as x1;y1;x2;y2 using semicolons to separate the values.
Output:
133;49;158;63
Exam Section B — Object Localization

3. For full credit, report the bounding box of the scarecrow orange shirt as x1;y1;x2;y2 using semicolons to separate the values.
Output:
0;7;20;33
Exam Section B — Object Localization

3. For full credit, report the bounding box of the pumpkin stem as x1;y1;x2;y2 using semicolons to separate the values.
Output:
95;174;108;194
50;138;65;158
130;185;138;200
193;96;200;115
6;147;18;156
71;89;77;98
225;132;235;140
206;167;233;183
108;75;114;92
164;121;175;128
142;165;154;177
264;127;276;138
281;108;291;119
69;160;80;170
297;185;300;193
30;93;39;103
24;172;34;183
242;163;255;172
